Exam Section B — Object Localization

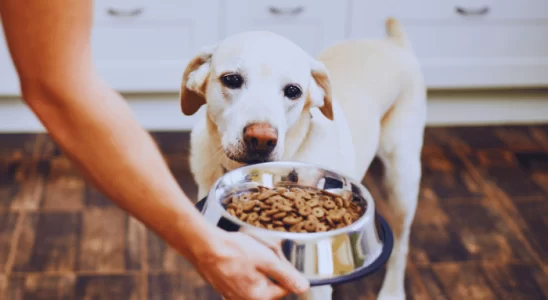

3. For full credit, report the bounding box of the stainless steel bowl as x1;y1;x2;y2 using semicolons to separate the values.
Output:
196;161;393;286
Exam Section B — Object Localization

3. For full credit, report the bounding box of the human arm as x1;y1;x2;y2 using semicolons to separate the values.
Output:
0;1;309;299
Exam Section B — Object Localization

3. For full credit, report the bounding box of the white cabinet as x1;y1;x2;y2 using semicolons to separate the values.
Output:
1;0;547;95
90;0;221;92
222;0;349;57
350;0;548;88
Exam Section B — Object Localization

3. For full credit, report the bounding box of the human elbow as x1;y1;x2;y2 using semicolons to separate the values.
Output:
19;77;73;111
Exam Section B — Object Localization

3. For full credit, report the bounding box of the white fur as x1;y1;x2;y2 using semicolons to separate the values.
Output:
181;18;426;300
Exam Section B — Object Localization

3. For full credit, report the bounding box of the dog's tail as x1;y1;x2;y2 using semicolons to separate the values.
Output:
385;17;410;48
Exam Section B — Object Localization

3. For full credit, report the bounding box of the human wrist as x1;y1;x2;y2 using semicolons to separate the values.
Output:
169;209;224;262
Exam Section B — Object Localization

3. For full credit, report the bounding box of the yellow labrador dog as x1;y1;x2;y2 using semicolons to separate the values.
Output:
180;18;426;300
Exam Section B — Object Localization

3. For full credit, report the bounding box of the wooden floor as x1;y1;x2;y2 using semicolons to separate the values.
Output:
1;125;548;300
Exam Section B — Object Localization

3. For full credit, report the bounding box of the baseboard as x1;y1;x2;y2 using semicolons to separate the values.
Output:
0;89;547;133
426;88;548;126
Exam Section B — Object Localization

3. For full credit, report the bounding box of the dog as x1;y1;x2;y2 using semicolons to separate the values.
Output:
180;17;426;300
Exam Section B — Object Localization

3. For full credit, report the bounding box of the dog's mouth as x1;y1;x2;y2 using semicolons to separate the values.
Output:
227;153;273;165
224;149;274;165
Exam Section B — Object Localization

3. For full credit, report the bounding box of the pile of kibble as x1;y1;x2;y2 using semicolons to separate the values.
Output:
222;186;365;233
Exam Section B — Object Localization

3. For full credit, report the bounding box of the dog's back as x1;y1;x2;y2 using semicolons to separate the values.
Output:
317;17;426;176
318;18;424;118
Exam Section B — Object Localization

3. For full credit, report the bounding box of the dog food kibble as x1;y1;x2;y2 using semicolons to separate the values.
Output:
222;186;365;233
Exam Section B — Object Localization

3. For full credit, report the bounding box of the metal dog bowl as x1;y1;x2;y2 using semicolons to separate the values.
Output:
195;161;393;286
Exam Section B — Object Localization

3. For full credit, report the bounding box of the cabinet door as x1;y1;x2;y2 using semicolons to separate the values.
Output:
223;0;349;57
91;0;221;92
349;0;548;88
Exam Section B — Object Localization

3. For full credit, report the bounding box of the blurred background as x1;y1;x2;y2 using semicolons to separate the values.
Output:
1;0;548;299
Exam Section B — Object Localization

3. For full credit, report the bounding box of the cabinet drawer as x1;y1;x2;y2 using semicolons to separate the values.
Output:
349;0;548;88
93;0;202;22
223;0;349;56
371;0;548;22
90;0;221;92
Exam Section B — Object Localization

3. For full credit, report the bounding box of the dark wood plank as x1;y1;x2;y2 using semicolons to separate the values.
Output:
34;135;59;160
531;171;548;195
165;154;198;202
6;274;75;300
416;267;449;300
13;212;81;272
0;134;37;161
74;275;142;300
78;207;144;272
332;263;430;300
0;213;18;272
422;169;482;200
440;200;536;263
494;126;542;151
410;223;471;264
9;162;45;211
1;126;548;300
529;126;548;150
84;186;115;207
0;160;19;211
148;273;218;300
472;149;518;168
448;127;506;149
42;157;85;211
126;216;146;271
409;189;470;264
483;166;546;198
482;263;547;300
147;231;200;277
428;262;499;300
426;127;471;153
533;265;548;300
421;146;483;200
514;199;548;261
515;151;548;172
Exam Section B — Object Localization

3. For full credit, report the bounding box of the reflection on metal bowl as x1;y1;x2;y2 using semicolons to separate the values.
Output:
196;161;393;286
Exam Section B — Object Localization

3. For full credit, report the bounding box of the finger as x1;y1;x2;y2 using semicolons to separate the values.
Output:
245;231;285;260
261;281;291;300
251;279;289;300
258;256;310;295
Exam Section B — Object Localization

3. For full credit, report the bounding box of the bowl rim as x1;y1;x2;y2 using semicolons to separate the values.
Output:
206;161;377;241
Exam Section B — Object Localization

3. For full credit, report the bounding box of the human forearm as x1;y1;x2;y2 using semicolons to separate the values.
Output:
22;76;216;260
0;1;311;297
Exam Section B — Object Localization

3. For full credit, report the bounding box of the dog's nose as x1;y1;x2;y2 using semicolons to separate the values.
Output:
243;123;278;153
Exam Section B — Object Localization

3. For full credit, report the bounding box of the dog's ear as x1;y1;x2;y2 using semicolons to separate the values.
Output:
308;59;334;120
180;45;216;116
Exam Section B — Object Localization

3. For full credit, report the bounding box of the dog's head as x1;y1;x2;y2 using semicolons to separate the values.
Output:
180;31;333;164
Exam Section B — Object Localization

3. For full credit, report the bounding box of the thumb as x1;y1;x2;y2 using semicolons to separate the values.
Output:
257;253;310;295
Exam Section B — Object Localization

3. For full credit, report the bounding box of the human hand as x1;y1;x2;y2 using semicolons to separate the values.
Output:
192;230;310;300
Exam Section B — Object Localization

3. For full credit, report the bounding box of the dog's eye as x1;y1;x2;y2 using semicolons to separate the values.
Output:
283;85;302;100
220;74;244;89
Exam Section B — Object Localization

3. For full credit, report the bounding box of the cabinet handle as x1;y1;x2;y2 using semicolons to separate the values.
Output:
107;7;144;17
455;6;490;16
268;6;305;16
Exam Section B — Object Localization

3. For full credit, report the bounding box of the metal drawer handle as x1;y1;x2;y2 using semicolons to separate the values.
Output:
269;6;305;16
455;6;490;16
107;7;144;17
